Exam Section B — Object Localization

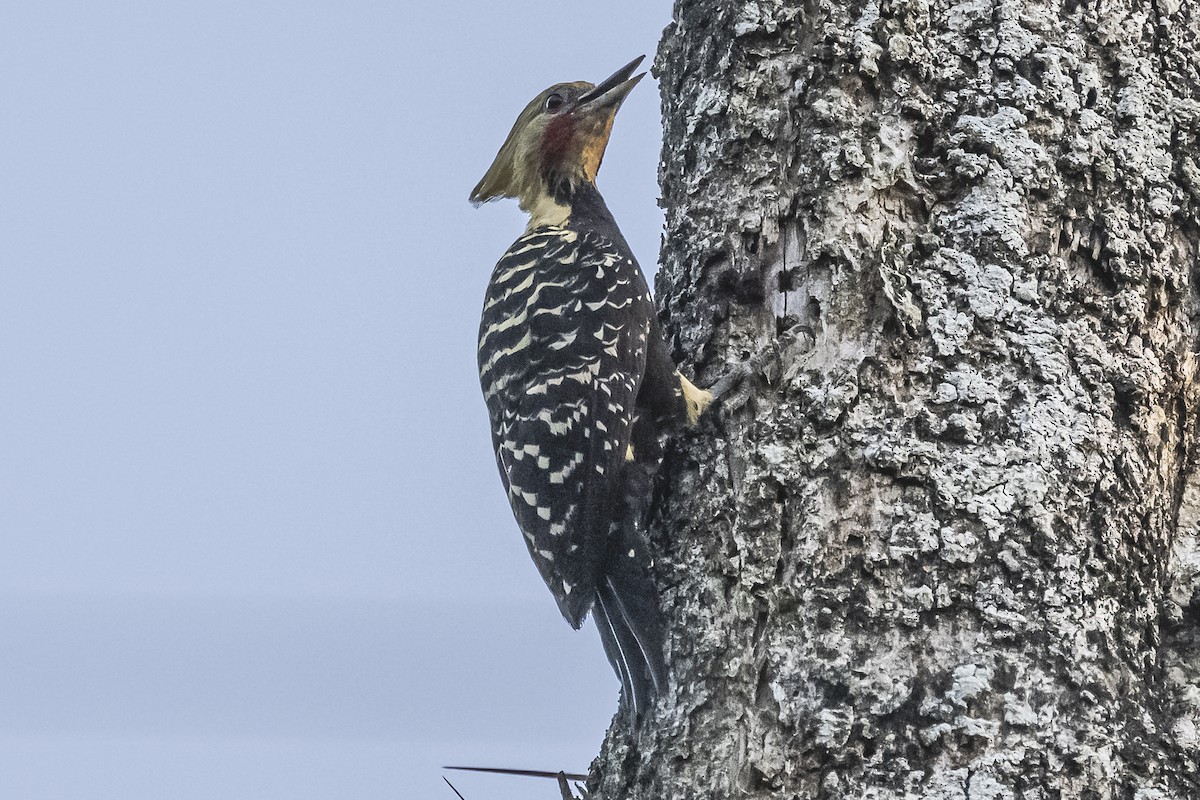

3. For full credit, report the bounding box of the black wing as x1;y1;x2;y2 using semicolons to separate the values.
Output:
478;226;652;626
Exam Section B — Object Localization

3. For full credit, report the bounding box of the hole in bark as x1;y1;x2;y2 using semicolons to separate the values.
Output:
899;101;925;122
1070;235;1120;295
820;679;851;704
1014;55;1046;86
1085;87;1099;108
717;268;766;306
913;125;939;160
1111;376;1141;426
806;296;823;326
744;232;760;255
777;267;796;292
703;248;730;274
857;357;882;393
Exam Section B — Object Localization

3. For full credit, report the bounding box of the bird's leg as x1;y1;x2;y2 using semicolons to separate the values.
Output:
702;362;751;405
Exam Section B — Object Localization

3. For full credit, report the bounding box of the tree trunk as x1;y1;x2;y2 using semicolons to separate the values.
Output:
589;0;1200;797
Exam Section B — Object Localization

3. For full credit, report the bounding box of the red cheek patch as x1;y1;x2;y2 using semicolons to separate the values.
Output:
541;116;576;163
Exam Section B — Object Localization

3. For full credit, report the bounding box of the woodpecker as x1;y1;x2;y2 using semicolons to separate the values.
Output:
471;56;711;720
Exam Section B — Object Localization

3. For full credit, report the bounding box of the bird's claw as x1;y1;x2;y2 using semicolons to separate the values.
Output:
703;347;773;413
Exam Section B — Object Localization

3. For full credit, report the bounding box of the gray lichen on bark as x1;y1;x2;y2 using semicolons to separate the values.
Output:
589;0;1200;797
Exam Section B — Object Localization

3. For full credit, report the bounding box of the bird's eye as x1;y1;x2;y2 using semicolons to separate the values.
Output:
543;93;565;113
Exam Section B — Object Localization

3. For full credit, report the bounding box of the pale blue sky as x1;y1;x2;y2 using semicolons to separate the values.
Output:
1;2;674;798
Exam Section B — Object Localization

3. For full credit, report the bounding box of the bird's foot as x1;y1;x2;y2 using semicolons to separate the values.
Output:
702;347;773;413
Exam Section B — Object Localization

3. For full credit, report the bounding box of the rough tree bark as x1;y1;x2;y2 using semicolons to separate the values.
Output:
587;0;1200;797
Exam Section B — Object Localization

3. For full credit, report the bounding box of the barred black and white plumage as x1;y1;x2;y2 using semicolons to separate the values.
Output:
479;224;650;621
470;56;712;722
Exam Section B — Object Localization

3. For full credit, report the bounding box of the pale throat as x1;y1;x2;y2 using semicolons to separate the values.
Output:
520;182;572;230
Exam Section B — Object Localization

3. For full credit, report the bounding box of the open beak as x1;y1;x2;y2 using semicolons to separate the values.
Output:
577;55;646;111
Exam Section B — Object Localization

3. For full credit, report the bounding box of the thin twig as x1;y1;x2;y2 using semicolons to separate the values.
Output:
444;766;588;782
443;777;467;800
557;772;576;800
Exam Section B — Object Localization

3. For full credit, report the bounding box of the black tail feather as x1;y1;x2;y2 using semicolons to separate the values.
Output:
592;519;668;723
593;592;637;716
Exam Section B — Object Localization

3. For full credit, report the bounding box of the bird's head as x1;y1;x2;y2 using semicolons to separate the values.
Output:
470;56;646;216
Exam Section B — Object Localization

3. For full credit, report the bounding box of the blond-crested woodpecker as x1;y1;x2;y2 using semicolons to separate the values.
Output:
471;56;710;720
